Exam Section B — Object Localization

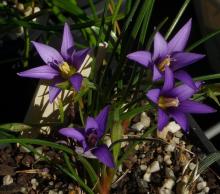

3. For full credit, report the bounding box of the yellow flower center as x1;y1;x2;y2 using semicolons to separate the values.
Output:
158;96;179;109
59;62;76;79
157;56;171;72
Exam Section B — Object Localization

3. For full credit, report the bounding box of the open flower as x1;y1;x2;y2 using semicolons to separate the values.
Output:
59;106;115;168
18;23;90;103
127;19;204;89
146;67;216;132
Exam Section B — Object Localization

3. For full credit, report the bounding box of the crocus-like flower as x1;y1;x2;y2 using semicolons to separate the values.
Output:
127;19;204;89
146;66;216;132
59;106;115;168
18;23;90;103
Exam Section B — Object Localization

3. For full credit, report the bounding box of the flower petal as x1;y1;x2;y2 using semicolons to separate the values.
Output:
69;73;83;91
95;105;110;138
169;109;189;132
170;81;201;101
158;108;169;131
32;41;63;65
152;65;162;81
168;19;192;52
146;89;160;104
174;70;197;89
162;66;174;92
178;100;216;113
49;86;61;103
92;145;115;168
172;52;205;71
61;23;74;60
126;51;151;67
153;32;168;60
59;128;85;141
85;117;99;132
72;48;91;70
18;65;59;80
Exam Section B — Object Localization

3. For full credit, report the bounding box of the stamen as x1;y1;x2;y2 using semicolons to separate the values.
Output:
158;96;179;109
157;56;175;72
59;62;76;79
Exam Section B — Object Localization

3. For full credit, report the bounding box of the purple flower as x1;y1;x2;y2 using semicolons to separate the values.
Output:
18;23;90;103
59;106;115;168
146;66;216;132
127;19;204;89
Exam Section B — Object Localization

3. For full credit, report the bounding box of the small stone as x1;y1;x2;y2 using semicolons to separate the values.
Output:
149;161;160;173
171;137;180;144
31;178;39;190
164;155;172;165
135;144;139;150
17;3;24;11
3;175;13;185
159;188;172;194
140;165;147;171
49;181;54;186
175;131;183;138
20;187;26;193
167;121;181;133
34;147;43;160
162;178;175;190
196;192;206;194
103;136;112;147
58;191;64;194
204;187;209;193
143;172;151;182
165;144;175;152
165;168;175;179
189;162;196;171
140;112;151;128
131;122;145;131
48;190;58;194
157;155;163;163
197;181;207;191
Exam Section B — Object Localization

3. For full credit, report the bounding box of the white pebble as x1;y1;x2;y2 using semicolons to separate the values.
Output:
189;162;196;171
204;187;209;193
143;172;151;182
140;112;151;128
171;137;180;144
157;155;164;163
131;122;145;131
3;175;13;185
159;188;172;194
58;191;63;194
140;165;147;171
48;190;58;194
175;131;183;138
165;168;175;179
197;181;207;191
149;161;160;173
164;155;172;165
162;178;175;190
167;121;181;133
165;144;175;152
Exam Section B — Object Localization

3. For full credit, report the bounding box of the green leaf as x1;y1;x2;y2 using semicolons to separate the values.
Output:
165;0;191;40
193;73;220;81
111;121;123;165
198;152;220;175
77;156;99;186
187;28;220;51
56;81;70;90
0;123;32;132
112;0;123;24
207;88;220;106
58;99;65;123
120;104;151;120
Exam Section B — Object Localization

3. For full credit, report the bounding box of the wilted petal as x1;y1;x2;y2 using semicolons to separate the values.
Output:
32;41;63;65
168;19;192;52
162;66;174;92
92;145;115;168
178;100;216;113
72;48;91;70
152;65;162;81
126;51;151;67
49;86;61;103
170;81;201;101
18;65;59;80
146;89;160;104
158;108;169;131
75;146;96;159
95;106;110;138
69;73;83;91
85;117;99;133
169;109;189;132
59;128;85;141
61;23;74;60
174;70;197;89
172;52;205;71
153;32;168;60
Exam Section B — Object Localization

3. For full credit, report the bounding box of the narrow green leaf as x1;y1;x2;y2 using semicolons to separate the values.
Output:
58;99;65;123
112;0;123;24
120;104;151;120
87;0;98;20
0;123;32;132
186;29;220;51
165;0;191;40
193;73;220;81
207;89;220;106
198;152;220;175
111;121;123;165
77;156;99;186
